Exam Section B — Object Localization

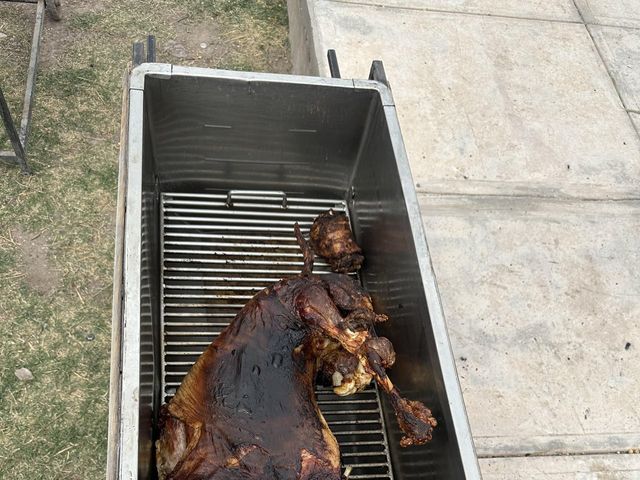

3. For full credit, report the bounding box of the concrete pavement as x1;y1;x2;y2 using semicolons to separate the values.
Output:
288;0;640;477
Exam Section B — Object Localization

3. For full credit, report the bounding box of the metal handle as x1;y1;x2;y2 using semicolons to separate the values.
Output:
368;60;389;88
226;190;288;208
327;49;341;78
132;35;156;66
146;35;156;63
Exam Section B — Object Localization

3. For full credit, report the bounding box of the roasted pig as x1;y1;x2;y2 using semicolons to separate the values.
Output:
156;225;436;480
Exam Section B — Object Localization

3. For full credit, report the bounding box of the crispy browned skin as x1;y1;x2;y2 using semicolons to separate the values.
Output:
310;210;364;273
156;225;436;479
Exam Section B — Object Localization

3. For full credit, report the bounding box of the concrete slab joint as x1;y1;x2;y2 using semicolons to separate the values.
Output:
590;25;640;112
574;0;640;29
317;0;582;23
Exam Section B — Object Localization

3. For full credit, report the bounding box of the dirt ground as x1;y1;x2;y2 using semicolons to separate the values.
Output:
0;1;289;478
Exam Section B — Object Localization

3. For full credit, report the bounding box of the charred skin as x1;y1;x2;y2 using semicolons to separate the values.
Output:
310;210;364;273
156;224;436;479
156;286;341;480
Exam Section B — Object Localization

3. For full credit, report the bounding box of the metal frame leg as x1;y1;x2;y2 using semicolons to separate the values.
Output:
0;87;30;174
19;0;45;150
0;0;59;174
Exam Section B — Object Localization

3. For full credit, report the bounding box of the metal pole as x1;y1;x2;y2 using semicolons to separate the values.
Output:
18;0;45;150
0;87;30;174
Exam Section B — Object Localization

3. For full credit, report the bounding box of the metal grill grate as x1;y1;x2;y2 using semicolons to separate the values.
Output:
160;191;394;480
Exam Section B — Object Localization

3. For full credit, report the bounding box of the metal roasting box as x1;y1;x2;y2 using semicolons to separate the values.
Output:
107;63;481;480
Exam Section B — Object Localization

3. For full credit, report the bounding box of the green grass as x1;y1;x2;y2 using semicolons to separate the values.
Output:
193;0;289;26
0;0;289;477
39;67;99;98
68;12;102;30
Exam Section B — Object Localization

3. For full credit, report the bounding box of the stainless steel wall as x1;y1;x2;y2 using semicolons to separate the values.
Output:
138;109;162;479
145;76;375;197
